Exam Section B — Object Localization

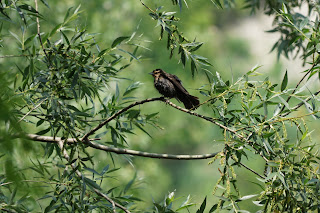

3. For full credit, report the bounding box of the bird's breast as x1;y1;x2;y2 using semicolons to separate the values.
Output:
154;77;176;98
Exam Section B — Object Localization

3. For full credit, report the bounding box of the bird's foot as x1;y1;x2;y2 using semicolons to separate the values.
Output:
162;97;170;105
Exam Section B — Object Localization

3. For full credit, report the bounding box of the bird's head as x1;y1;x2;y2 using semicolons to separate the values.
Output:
149;69;164;78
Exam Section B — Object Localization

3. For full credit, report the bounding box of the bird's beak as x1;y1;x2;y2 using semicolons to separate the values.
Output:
149;72;153;75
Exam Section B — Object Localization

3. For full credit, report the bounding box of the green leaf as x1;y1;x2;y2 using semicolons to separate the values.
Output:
280;70;288;91
181;50;186;67
83;177;101;190
40;0;50;8
190;42;203;52
299;18;308;30
50;23;62;37
239;194;258;201
124;173;136;194
134;123;152;138
123;82;142;96
111;36;130;48
19;4;38;14
118;48;139;61
146;112;159;120
211;0;223;9
9;31;22;44
9;187;17;205
282;3;288;14
36;128;51;135
191;58;197;77
24;34;37;47
15;6;26;25
209;204;218;212
196;197;206;213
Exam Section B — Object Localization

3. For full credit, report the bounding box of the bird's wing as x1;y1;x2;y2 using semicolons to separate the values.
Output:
163;72;189;94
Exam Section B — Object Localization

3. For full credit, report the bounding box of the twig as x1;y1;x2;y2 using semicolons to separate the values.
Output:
0;54;39;58
238;162;266;179
18;98;47;123
34;0;48;59
280;64;316;114
163;100;246;140
0;182;13;186
82;96;246;141
93;188;130;213
25;134;218;160
140;0;156;13
280;89;320;117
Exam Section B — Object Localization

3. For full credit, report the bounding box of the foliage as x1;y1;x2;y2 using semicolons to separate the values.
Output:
0;0;320;212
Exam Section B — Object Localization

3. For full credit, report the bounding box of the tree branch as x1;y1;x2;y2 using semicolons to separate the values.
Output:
18;98;47;123
81;97;165;140
82;97;246;143
280;89;320;117
162;99;246;140
25;134;219;160
279;63;316;114
238;162;266;179
0;54;39;58
34;0;49;59
93;188;130;213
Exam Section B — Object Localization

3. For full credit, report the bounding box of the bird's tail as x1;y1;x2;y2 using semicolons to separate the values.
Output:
180;94;200;110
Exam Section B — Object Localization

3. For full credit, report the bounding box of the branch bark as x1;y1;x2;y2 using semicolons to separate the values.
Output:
25;134;219;160
81;97;165;141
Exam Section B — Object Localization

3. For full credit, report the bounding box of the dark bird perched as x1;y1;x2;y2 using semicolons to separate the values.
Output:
150;69;200;109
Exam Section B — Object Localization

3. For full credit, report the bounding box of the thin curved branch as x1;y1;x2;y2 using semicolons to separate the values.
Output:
0;54;38;58
162;99;246;140
81;96;246;142
18;98;48;123
238;162;265;179
279;63;316;114
25;134;219;160
93;188;131;213
280;89;320;117
81;97;165;141
34;0;49;59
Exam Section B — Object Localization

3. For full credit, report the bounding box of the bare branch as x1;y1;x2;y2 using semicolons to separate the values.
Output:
34;0;49;59
238;162;266;179
163;99;246;140
93;188;130;213
81;97;165;140
25;134;218;160
18;98;47;123
0;54;38;58
86;139;218;159
26;134;83;144
280;89;320;117
280;63;316;114
81;96;246;142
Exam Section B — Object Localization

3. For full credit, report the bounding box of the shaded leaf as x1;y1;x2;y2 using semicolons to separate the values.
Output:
280;70;288;91
111;36;130;48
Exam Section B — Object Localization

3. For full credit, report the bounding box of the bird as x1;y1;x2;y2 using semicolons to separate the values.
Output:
149;68;200;109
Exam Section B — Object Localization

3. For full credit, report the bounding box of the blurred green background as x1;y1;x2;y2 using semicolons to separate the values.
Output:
1;0;303;211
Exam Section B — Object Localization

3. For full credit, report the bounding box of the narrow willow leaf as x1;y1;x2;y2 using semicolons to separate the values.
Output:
239;194;258;200
111;36;130;48
211;0;223;9
280;70;288;91
196;197;206;213
181;50;186;67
